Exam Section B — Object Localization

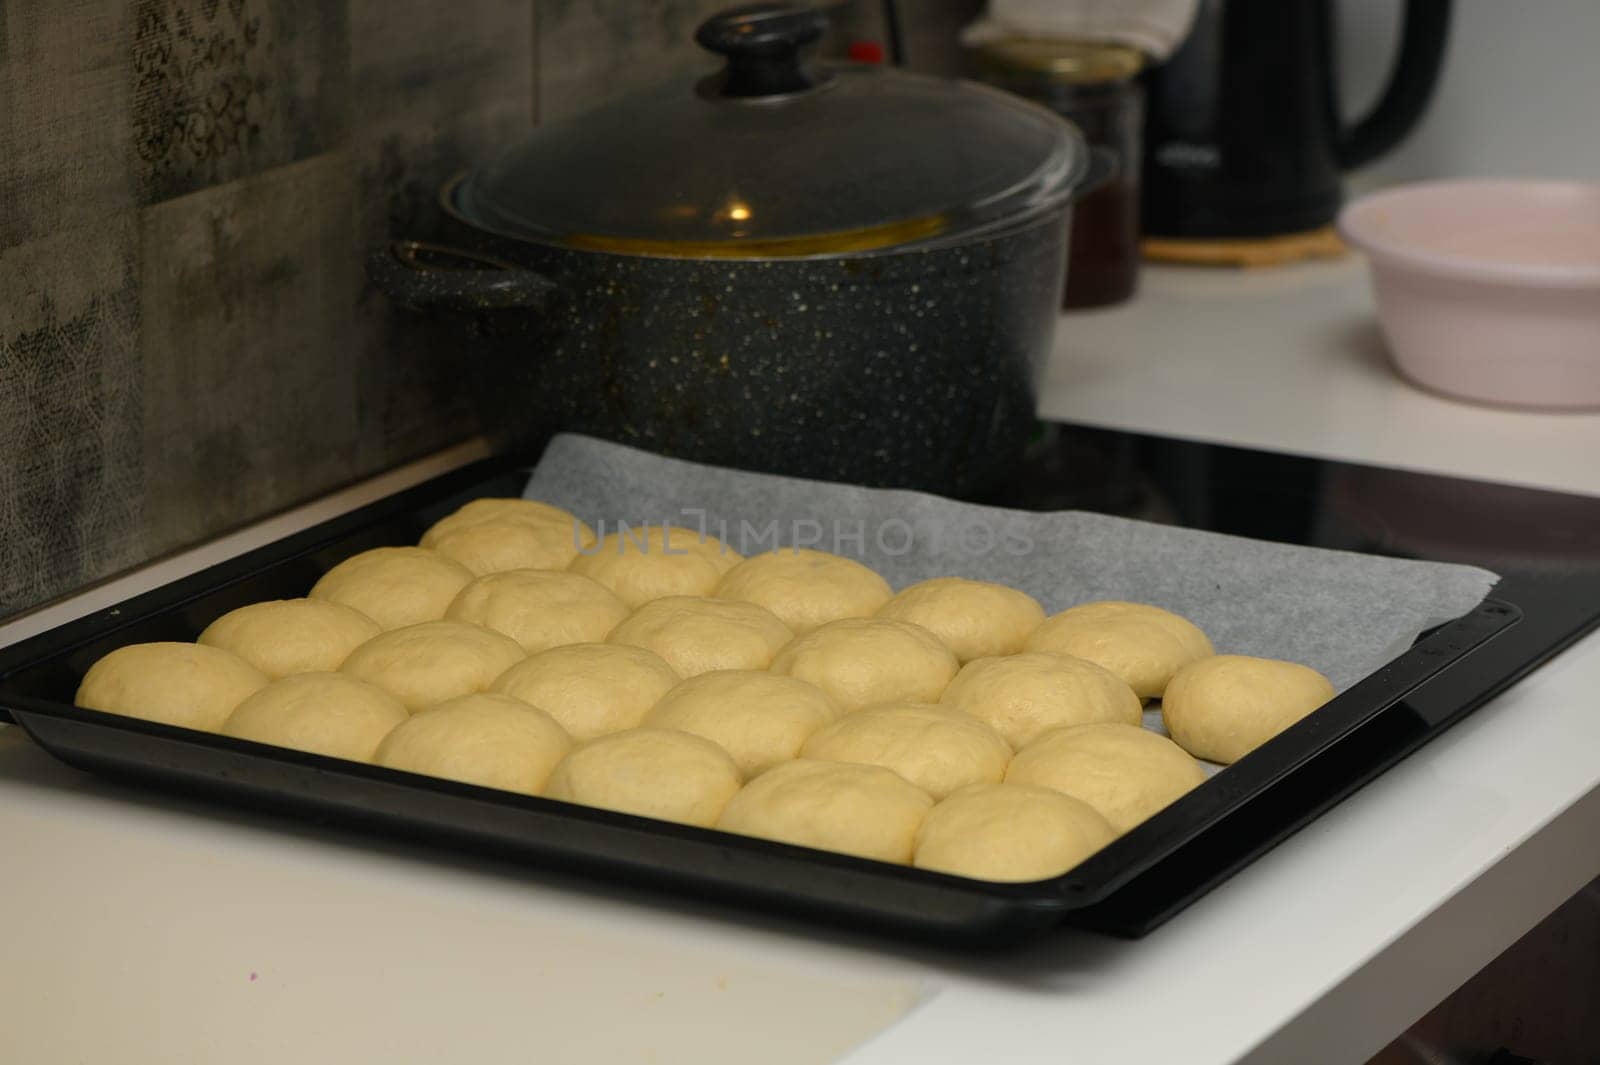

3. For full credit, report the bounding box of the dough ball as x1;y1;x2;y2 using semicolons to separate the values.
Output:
310;547;474;631
913;783;1115;882
644;670;840;777
713;548;891;634
429;520;592;576
768;618;959;712
421;498;594;549
221;672;408;761
75;642;268;731
491;642;680;741
876;577;1044;661
373;692;572;794
1024;601;1214;699
1162;654;1336;764
939;652;1142;749
340;620;525;712
569;525;741;608
445;569;629;654
198;598;381;678
800;702;1011;800
1006;723;1208;834
717;759;934;863
544;728;742;827
607;596;793;677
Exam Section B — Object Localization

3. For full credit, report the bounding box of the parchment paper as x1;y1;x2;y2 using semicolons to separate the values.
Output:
525;434;1498;693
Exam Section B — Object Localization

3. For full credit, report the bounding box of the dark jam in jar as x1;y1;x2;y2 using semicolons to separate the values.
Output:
971;38;1146;309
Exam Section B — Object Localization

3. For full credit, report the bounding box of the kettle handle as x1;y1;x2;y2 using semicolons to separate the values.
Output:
1337;0;1453;170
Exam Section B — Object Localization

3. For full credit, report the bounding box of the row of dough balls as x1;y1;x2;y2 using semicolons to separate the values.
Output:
320;496;1335;762
73;498;1336;881
70;640;1185;882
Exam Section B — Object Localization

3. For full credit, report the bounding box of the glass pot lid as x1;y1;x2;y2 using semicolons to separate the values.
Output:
451;3;1088;259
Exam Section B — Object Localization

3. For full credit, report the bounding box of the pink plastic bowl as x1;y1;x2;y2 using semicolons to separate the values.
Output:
1338;179;1600;410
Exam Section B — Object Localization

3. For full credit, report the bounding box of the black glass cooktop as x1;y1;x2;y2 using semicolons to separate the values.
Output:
1003;424;1600;581
1003;423;1600;724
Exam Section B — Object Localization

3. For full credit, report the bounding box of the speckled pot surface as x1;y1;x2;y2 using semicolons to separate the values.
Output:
379;207;1069;498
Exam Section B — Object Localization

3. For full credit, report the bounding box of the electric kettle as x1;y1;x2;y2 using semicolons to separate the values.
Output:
1142;0;1452;238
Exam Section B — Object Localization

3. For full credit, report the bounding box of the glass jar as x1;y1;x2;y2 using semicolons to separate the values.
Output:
972;38;1147;309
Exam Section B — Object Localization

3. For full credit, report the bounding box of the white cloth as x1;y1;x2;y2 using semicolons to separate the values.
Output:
960;0;1202;61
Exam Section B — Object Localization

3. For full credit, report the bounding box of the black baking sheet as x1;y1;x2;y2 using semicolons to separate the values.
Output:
0;456;1537;944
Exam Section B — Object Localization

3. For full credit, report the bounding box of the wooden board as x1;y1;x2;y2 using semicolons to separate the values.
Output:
1143;226;1348;268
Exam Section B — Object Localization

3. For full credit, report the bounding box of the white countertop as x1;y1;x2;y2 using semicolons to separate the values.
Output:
1039;258;1600;498
5;263;1600;1065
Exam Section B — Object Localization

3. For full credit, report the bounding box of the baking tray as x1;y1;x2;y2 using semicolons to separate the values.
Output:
0;455;1540;945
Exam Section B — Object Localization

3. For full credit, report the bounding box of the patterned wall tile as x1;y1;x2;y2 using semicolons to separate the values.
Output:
130;0;350;205
138;153;362;552
0;0;542;621
349;0;534;239
0;0;136;247
0;220;145;616
350;0;533;142
534;0;729;123
346;154;484;475
347;0;536;467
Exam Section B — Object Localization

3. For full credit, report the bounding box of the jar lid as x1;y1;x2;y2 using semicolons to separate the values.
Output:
451;4;1088;259
973;37;1146;84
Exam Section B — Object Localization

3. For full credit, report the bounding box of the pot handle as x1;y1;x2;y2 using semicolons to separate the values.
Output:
1076;146;1120;200
367;240;559;313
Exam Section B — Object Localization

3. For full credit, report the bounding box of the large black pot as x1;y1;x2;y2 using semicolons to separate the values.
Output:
373;4;1101;497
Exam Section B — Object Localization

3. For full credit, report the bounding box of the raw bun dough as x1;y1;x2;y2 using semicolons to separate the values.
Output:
445;569;630;654
491;642;680;741
569;524;741;608
799;702;1011;800
717;759;934;864
339;620;525;712
543;728;742;827
713;548;891;634
939;652;1142;749
768;618;959;712
310;547;474;631
75;642;268;731
198;598;381;678
1162;654;1336;764
875;577;1044;662
1006;722;1208;834
607;595;793;676
373;692;572;794
221;672;408;761
421;498;594;548
1024;601;1214;699
644;670;839;777
913;783;1116;882
428;520;593;576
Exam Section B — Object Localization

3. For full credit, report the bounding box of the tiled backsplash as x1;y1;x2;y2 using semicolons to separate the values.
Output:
0;0;975;621
0;0;538;619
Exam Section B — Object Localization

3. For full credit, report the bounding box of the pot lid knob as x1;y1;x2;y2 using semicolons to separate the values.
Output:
695;3;832;99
